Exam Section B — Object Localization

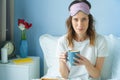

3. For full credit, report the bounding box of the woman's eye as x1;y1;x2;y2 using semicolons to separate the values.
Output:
82;18;86;21
82;18;88;22
73;18;78;22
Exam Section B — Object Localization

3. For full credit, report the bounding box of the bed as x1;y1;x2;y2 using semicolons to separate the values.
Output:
39;34;120;80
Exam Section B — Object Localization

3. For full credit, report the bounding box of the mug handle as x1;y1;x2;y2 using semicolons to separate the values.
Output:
66;51;69;61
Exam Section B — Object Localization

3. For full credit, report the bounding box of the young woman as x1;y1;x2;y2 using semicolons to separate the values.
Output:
57;0;108;80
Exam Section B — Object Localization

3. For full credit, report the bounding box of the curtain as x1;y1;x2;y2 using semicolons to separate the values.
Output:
0;0;14;42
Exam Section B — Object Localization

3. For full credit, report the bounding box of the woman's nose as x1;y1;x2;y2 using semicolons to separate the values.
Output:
78;20;82;26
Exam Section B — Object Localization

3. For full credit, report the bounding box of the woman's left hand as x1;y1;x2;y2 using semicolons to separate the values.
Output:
74;54;105;78
74;54;91;66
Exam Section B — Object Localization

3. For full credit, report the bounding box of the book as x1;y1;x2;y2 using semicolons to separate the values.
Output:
12;57;33;64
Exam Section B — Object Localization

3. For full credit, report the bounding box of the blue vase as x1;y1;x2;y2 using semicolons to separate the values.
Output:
20;40;28;58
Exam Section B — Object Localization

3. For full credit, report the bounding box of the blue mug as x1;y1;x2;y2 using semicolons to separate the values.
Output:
67;50;80;65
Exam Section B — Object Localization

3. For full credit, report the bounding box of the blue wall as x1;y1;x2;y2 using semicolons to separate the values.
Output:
89;0;120;36
14;0;120;77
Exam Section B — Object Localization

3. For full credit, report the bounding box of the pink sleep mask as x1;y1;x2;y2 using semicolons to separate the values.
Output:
70;2;90;16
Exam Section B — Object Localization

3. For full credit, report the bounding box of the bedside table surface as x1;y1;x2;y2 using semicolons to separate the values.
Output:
0;56;40;80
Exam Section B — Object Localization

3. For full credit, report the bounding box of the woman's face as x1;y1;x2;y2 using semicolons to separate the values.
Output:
72;11;89;36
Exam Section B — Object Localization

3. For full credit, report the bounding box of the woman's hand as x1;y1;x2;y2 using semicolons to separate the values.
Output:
74;54;105;78
74;54;91;66
59;52;67;64
59;52;69;79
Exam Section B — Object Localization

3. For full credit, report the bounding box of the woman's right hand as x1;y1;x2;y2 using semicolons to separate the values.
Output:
59;52;69;79
59;52;67;64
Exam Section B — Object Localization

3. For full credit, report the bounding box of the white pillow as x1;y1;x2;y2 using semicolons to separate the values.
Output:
39;34;60;77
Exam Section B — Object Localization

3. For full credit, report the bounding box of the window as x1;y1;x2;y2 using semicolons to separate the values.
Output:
0;0;14;42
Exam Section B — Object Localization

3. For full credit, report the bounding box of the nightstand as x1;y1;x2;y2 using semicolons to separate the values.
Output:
0;56;40;80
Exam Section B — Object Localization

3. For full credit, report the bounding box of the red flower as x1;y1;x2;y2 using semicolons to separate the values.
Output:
18;19;24;25
18;19;32;30
24;21;32;29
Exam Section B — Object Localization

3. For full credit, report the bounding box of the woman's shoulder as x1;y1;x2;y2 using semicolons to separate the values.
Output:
95;33;107;45
58;34;67;43
96;33;106;41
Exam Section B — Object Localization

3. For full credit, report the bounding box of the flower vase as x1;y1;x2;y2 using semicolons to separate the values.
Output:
20;30;28;58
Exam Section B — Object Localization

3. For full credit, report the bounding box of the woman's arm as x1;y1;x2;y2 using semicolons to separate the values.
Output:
74;55;105;78
85;57;105;78
59;53;69;79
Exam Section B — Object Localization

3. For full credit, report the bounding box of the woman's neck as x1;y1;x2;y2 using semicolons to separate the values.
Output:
75;33;88;42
